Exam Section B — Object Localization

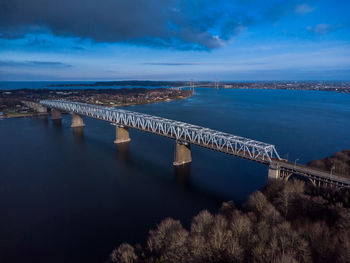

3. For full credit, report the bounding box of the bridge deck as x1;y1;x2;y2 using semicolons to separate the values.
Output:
276;160;350;187
40;100;280;163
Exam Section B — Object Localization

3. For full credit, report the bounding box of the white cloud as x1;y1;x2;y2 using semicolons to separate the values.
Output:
295;4;315;14
306;24;341;35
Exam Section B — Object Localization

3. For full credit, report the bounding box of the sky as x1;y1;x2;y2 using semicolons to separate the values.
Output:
0;0;349;81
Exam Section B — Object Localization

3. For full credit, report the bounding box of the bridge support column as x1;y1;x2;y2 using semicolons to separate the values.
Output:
268;163;280;180
37;105;48;113
51;108;62;120
114;125;131;144
173;141;192;166
71;113;85;128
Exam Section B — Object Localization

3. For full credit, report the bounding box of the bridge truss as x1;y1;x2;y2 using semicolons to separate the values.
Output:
40;100;281;163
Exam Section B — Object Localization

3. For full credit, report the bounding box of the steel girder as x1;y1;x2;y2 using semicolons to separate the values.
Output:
41;100;281;163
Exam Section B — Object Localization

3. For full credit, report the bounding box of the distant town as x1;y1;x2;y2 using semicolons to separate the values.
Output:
48;80;350;93
213;81;350;93
0;87;193;118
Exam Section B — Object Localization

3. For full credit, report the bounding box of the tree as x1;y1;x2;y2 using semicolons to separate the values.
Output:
147;218;189;263
110;243;138;263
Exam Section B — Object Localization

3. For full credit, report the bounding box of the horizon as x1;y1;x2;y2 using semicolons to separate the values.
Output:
1;79;350;83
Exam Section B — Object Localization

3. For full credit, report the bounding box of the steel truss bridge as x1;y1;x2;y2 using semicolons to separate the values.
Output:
39;100;350;188
40;100;280;163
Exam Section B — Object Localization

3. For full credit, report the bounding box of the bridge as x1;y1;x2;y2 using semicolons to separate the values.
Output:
26;100;350;188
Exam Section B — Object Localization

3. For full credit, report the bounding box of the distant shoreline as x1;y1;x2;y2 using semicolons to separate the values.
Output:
0;112;48;119
46;80;187;88
44;80;350;94
0;87;193;119
1;80;350;94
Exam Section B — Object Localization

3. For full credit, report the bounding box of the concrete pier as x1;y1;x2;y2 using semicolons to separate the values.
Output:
71;113;85;128
51;108;62;120
22;101;47;113
114;125;131;144
173;141;192;166
38;105;48;113
268;163;280;180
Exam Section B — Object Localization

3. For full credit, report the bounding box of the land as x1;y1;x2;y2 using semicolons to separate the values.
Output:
308;150;350;179
109;179;350;263
47;80;187;88
47;80;350;94
1;80;348;119
0;88;193;118
213;81;350;93
109;150;350;262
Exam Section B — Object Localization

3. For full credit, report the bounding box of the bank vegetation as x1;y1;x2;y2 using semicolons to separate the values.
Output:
110;179;350;263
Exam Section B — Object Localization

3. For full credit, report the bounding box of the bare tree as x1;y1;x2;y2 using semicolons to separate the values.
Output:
110;243;138;263
147;218;189;263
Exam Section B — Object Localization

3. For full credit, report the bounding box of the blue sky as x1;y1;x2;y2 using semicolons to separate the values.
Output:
0;0;349;81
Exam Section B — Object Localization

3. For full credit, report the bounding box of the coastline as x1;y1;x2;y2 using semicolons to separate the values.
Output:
41;80;350;94
0;90;193;119
0;112;48;119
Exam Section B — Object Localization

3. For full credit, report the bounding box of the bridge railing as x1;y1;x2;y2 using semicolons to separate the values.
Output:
278;161;350;185
40;100;281;163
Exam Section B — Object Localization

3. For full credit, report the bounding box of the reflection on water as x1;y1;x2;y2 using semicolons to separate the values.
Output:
34;114;49;127
174;163;192;190
115;142;131;163
72;126;84;140
52;119;62;128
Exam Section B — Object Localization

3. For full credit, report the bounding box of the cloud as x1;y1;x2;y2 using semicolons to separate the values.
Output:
0;0;312;50
306;24;341;35
0;60;71;68
295;4;314;14
141;61;268;66
27;61;72;67
26;36;54;47
141;62;203;66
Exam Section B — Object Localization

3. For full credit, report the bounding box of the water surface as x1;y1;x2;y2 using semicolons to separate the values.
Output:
1;86;350;263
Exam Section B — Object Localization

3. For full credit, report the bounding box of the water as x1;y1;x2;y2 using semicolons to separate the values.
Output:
1;84;350;263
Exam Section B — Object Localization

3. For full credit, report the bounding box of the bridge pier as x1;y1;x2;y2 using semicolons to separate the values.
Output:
23;101;48;113
114;125;131;144
268;163;280;180
71;113;85;128
173;141;192;166
37;105;48;113
51;108;62;120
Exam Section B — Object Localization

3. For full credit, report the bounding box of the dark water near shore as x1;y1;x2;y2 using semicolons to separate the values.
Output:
1;83;350;263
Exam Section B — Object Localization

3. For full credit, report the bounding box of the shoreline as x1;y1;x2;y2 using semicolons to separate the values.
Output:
0;112;48;119
0;92;193;119
193;86;350;94
36;80;350;94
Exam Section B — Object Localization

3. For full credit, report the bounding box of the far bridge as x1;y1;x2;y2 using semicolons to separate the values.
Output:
25;100;350;189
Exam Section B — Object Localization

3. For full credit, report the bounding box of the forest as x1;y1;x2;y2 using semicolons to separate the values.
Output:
109;179;350;263
308;150;350;178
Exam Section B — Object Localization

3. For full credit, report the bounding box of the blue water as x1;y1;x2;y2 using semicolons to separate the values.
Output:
1;83;350;263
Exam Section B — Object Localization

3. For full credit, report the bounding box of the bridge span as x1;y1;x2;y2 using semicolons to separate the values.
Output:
34;100;350;188
40;100;280;164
